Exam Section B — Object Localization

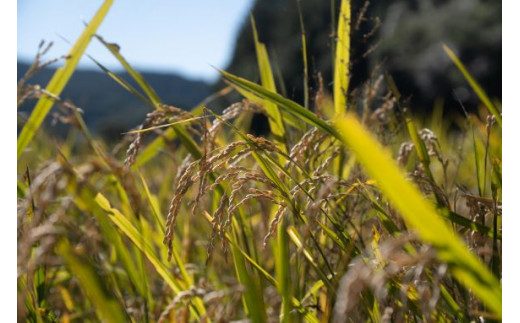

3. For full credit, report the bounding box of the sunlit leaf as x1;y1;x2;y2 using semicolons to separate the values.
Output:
17;0;114;159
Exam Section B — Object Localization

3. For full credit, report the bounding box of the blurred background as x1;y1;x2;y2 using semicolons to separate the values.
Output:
18;0;501;140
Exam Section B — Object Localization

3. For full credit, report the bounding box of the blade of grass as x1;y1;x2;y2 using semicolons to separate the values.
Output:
276;218;292;323
56;240;128;323
138;173;166;233
440;284;466;321
287;226;333;290
226;81;305;131
442;44;501;127
356;182;401;235
229;223;267;323
202;211;319;322
251;16;286;145
271;49;288;98
17;0;113;159
86;54;156;109
63;174;147;298
330;0;336;72
443;210;499;239
300;280;325;304
296;0;309;109
125;116;208;134
218;69;340;138
94;194;186;292
94;193;206;317
333;0;351;115
89;35;203;160
95;34;161;104
471;120;484;197
334;113;501;317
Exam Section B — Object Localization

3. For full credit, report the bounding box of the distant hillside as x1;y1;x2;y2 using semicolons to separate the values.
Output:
223;0;501;114
18;62;212;140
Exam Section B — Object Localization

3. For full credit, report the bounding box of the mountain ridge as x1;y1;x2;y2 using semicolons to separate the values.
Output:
17;61;212;140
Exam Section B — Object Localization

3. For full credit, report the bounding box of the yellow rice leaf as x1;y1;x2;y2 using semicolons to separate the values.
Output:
334;0;351;115
17;0;113;159
334;113;501;317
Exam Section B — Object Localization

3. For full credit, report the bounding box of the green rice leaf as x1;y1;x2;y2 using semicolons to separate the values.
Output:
251;16;286;144
218;69;339;138
470;119;485;197
86;54;156;109
287;226;332;290
56;240;128;323
202;211;318;322
442;44;501;127
94;193;207;317
95;34;161;104
275;218;292;322
66;179;147;297
300;280;325;304
296;1;309;109
94;193;186;292
139;173;165;232
229;227;268;323
226;81;305;131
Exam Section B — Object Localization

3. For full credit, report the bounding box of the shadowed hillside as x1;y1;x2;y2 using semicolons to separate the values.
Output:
223;0;501;114
17;62;211;140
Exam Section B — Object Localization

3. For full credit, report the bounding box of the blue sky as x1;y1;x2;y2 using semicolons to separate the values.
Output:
17;0;255;82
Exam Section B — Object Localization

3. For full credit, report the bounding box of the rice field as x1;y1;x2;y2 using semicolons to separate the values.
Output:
17;0;502;321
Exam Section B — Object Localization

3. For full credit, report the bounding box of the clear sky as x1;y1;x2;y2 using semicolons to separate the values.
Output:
17;0;255;82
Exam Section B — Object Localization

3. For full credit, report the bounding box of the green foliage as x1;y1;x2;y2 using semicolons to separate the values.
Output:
56;240;128;322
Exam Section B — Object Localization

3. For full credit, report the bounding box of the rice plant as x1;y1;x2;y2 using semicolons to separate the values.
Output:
17;0;501;321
